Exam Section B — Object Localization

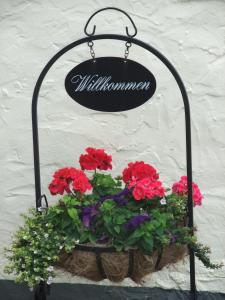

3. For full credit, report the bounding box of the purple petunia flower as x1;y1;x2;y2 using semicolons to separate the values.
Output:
80;189;131;228
124;214;151;231
99;188;130;205
81;205;98;228
113;197;128;206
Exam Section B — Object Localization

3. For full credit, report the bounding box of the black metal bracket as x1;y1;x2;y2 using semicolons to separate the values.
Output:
84;7;137;38
37;194;48;211
31;7;196;300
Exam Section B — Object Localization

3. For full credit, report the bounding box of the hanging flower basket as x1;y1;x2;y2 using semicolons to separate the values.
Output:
57;244;187;283
5;147;221;288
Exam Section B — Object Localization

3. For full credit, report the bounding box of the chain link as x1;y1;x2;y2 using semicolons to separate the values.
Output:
88;40;132;60
88;40;95;60
124;41;132;60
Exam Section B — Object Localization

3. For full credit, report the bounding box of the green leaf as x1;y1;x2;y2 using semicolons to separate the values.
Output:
79;231;89;243
103;215;111;223
114;225;120;234
88;233;97;243
69;198;81;206
105;226;115;235
143;236;153;252
155;227;164;236
132;229;145;239
126;237;139;246
114;215;126;225
101;200;114;211
61;217;72;229
62;195;73;205
67;208;78;221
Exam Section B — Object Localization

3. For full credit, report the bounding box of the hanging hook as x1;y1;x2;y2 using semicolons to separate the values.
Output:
37;194;48;212
84;7;137;38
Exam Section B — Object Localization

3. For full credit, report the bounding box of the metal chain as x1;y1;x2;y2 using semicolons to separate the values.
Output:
88;40;132;60
124;41;132;60
87;40;95;60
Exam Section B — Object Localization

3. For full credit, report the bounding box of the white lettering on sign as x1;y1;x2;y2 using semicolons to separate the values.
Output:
70;74;151;92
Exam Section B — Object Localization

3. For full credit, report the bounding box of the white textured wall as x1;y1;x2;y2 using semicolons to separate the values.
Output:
1;0;225;293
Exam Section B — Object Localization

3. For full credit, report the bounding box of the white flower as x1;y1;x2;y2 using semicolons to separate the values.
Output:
44;234;49;239
21;264;25;268
45;223;48;227
160;198;167;205
59;245;63;250
75;240;80;244
47;276;53;285
34;250;38;254
47;266;54;272
47;257;51;261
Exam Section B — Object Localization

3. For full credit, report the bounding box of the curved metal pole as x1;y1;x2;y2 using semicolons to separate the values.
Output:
84;7;137;37
32;34;196;299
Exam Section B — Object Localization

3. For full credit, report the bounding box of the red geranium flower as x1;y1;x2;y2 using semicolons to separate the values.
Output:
123;161;164;201
172;176;203;207
122;161;159;185
72;170;92;193
48;178;70;195
132;177;165;201
79;147;112;171
48;167;92;196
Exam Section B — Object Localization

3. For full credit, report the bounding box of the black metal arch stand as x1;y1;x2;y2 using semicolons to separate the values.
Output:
32;34;197;300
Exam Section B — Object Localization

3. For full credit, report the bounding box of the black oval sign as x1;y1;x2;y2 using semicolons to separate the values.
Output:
65;57;156;112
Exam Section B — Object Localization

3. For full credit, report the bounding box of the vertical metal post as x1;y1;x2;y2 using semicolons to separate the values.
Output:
180;86;197;300
32;86;42;209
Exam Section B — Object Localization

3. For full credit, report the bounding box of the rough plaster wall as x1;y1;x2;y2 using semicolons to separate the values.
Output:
0;0;225;293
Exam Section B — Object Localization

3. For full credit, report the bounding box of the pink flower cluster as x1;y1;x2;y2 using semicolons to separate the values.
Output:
131;178;165;201
123;161;165;201
172;176;203;206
